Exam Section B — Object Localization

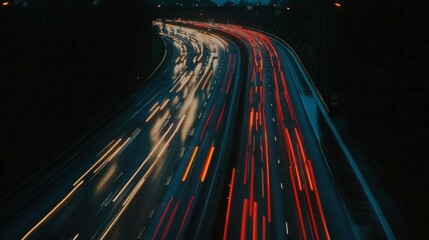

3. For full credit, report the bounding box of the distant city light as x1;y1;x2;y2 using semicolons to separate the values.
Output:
2;1;9;6
286;6;291;11
334;2;342;7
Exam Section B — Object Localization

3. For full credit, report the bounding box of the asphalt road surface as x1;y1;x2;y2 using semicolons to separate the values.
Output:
1;22;242;240
0;20;394;240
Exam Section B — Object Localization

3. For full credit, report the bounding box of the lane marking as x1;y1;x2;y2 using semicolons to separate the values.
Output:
285;221;289;235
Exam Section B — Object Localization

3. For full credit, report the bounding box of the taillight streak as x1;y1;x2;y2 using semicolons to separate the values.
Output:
252;201;258;240
200;105;215;140
308;161;331;239
152;195;174;240
216;103;226;130
240;198;249;240
289;167;307;240
223;168;236;240
177;196;195;239
160;200;181;240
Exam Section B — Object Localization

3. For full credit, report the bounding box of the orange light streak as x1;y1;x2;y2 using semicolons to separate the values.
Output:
182;147;199;182
200;146;215;182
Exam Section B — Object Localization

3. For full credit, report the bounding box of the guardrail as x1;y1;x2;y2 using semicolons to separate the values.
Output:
256;28;396;240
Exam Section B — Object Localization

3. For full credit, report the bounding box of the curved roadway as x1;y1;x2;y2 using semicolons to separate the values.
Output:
0;20;393;240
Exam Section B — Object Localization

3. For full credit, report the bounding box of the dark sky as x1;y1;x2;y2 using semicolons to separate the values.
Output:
210;0;272;5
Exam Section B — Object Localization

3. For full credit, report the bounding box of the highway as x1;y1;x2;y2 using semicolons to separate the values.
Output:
180;21;392;240
0;22;242;239
0;20;394;240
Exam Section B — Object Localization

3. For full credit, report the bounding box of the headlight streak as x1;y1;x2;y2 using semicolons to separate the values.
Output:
96;139;115;157
147;22;244;239
112;123;175;203
72;139;122;187
100;116;185;240
93;136;132;174
149;101;159;112
146;105;160;122
23;21;233;240
22;180;84;240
